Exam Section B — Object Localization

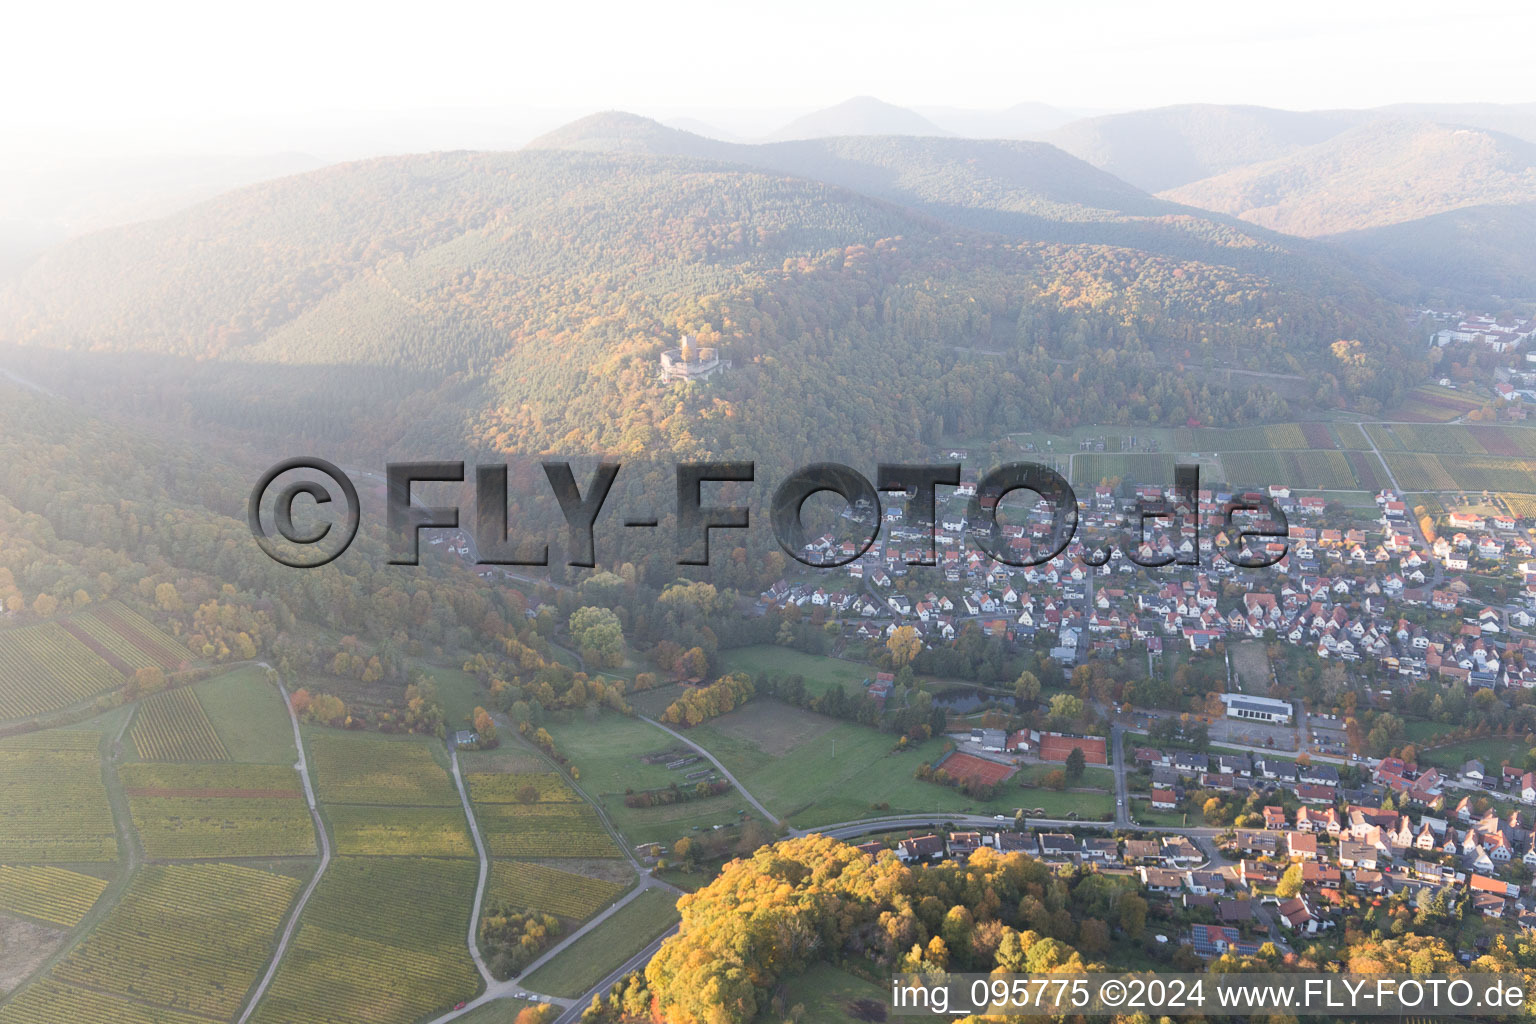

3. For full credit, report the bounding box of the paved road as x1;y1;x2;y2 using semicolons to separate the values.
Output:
420;878;681;1024
641;715;780;825
803;812;1225;841
449;746;495;985
1110;723;1130;826
419;722;685;1024
550;927;679;1024
237;671;333;1024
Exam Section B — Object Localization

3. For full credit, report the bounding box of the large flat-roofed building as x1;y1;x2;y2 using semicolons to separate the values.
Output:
1221;692;1293;725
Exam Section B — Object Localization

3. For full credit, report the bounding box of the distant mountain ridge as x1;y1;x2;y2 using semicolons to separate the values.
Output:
527;111;1159;217
764;96;951;141
1046;104;1366;193
914;101;1083;139
1161;120;1536;236
526;111;1396;300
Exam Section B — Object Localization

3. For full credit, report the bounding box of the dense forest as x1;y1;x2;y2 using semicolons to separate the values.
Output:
0;147;1417;482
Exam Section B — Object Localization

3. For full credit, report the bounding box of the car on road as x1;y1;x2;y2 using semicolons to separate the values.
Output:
993;814;1008;820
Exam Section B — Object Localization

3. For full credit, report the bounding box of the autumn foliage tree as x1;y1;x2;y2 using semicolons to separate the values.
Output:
125;666;167;700
646;835;1098;1024
472;706;499;747
661;672;754;727
886;625;921;667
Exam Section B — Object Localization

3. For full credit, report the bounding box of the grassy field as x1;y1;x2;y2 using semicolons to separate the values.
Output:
520;887;680;998
195;667;297;763
1418;737;1529;771
33;863;299;1021
1402;719;1459;744
250;856;480;1024
541;714;753;846
1011;762;1115;789
773;963;890;1024
717;645;872;697
0;731;118;862
687;701;1113;826
1129;799;1192;828
455;1000;536;1024
422;665;488;737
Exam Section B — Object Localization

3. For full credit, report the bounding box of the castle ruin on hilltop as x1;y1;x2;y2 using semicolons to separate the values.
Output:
659;335;728;381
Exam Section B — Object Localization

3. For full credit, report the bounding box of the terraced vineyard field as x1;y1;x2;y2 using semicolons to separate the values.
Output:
466;771;581;804
1344;450;1388;491
1387;452;1536;493
0;865;109;926
65;612;164;672
327;804;473;857
0;623;121;719
0;978;214;1024
41;863;299;1020
1393;384;1482;422
309;733;457;805
1369;422;1536;459
131;687;230;761
83;602;191;671
1219;448;1375;491
1071;452;1177;487
1384;452;1459;491
249;857;479;1024
1333;422;1370;449
1468;425;1536;457
0;732;117;861
1189;423;1320;451
1381;423;1483;454
476;801;621;859
122;761;314;859
485;861;628;920
459;748;549;773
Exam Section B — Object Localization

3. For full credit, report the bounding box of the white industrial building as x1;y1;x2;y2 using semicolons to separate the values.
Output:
1220;693;1294;725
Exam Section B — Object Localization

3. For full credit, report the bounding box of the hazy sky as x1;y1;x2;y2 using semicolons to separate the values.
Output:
5;0;1534;149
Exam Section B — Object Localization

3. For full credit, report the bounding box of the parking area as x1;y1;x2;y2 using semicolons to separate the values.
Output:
1208;715;1297;751
1306;711;1351;757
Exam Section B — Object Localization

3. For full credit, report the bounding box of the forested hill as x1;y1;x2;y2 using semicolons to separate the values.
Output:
525;112;1384;292
1162;120;1536;237
530;111;1162;217
0;146;1413;472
